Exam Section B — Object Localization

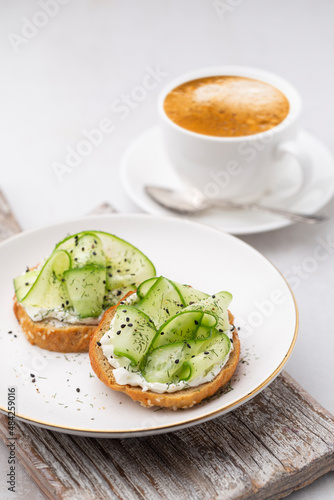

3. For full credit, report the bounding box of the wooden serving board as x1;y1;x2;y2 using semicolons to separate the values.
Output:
0;192;333;500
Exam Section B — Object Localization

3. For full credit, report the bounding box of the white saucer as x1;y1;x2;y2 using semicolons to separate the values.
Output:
121;127;334;235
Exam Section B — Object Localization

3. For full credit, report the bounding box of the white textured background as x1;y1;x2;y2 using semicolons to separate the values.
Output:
0;0;333;498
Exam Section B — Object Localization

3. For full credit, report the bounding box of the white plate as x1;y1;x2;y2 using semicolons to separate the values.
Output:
0;214;298;437
121;128;334;235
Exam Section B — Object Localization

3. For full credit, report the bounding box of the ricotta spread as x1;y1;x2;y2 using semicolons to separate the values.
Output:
100;293;233;394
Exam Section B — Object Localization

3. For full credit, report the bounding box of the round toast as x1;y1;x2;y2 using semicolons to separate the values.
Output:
89;306;240;409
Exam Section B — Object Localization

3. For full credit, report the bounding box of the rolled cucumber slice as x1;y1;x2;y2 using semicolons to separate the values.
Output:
14;269;39;302
137;277;159;299
64;264;105;318
70;233;105;268
182;334;231;382
112;306;157;367
173;283;209;306
142;334;231;384
103;268;137;309
56;230;156;307
20;251;71;309
151;310;217;349
135;276;184;329
182;291;233;333
137;277;209;306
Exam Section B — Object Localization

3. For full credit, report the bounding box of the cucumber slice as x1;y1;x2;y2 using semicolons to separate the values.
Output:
151;310;217;349
142;341;186;384
56;230;155;285
21;251;71;309
112;306;157;367
135;276;184;329
142;334;230;384
182;291;233;333
70;233;105;268
103;267;137;308
137;278;209;306
183;334;231;382
64;264;105;318
56;230;156;307
173;283;209;306
137;277;159;299
14;269;39;301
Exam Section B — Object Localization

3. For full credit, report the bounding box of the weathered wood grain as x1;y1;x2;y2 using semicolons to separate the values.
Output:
1;197;333;500
0;372;333;500
0;190;22;239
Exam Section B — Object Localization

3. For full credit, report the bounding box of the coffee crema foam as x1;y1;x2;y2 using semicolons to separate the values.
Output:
163;76;290;137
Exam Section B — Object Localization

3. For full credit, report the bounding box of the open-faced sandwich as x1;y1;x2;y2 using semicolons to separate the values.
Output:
13;231;155;352
90;276;240;409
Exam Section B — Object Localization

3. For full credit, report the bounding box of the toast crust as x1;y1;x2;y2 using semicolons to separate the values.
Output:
89;306;240;409
13;297;97;353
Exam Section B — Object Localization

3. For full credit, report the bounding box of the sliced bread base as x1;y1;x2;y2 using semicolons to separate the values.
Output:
89;307;240;409
13;298;97;353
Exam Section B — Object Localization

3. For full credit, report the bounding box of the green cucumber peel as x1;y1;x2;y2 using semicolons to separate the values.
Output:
134;277;185;329
20;250;72;309
150;310;217;349
142;334;231;384
112;305;157;367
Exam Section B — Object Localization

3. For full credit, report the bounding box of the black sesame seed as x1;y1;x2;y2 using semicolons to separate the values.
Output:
66;300;69;305
122;310;127;312
81;247;85;251
97;341;101;346
94;240;97;244
194;320;199;325
238;327;241;331
126;317;130;322
128;323;133;327
61;303;65;308
125;269;130;272
117;330;121;335
191;355;195;358
108;273;112;277
92;251;97;256
25;266;29;273
187;343;191;348
76;388;80;393
31;378;36;383
61;278;65;282
8;331;12;334
121;324;126;328
74;257;78;261
212;295;216;298
117;290;122;296
219;329;223;332
25;282;29;286
103;280;106;284
117;270;121;273
30;373;35;377
189;301;195;305
160;331;165;335
204;351;209;355
14;335;17;338
175;359;179;364
166;308;169;315
107;265;112;269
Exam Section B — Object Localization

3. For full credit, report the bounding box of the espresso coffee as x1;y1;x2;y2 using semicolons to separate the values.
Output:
163;76;290;137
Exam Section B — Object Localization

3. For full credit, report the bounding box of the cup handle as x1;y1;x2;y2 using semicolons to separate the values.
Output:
275;140;313;197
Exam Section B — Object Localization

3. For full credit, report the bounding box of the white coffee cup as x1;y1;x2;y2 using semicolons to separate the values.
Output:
158;66;312;202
